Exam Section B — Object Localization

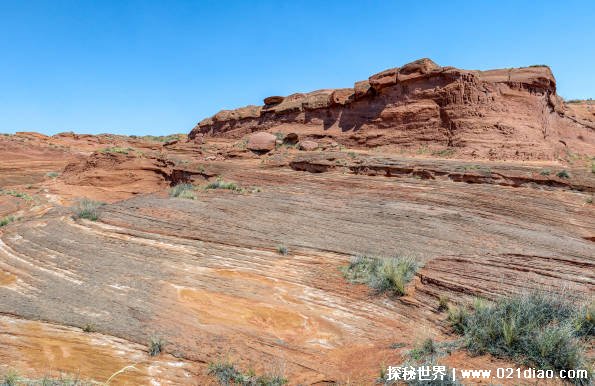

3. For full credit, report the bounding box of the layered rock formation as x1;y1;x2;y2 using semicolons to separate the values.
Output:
0;61;593;384
190;59;595;160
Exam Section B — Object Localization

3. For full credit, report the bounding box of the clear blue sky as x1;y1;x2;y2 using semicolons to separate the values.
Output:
1;0;593;135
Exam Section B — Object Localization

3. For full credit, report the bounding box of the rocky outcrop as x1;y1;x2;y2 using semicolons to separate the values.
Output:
190;59;595;160
54;151;204;202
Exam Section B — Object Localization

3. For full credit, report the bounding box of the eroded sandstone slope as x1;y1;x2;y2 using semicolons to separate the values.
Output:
0;62;593;385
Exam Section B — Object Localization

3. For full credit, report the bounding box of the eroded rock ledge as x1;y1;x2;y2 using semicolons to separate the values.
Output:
189;58;595;160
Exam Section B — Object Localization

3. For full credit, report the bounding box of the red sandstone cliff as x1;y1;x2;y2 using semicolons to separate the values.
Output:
189;59;594;160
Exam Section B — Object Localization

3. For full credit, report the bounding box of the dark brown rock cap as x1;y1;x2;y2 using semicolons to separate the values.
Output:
264;96;284;105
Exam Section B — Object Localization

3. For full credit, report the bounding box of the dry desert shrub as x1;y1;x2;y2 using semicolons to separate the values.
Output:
343;255;419;296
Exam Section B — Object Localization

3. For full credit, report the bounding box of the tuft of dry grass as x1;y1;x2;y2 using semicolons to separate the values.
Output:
73;199;103;221
343;255;419;296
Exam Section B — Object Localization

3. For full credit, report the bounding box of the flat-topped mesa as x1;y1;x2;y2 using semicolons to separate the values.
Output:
189;58;594;160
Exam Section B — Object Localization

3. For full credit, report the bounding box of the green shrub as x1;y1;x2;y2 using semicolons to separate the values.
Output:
432;148;455;158
534;324;582;371
276;245;288;255
139;134;183;142
46;171;60;178
205;179;243;192
0;216;15;227
438;295;449;312
447;305;469;335
148;336;165;356
0;189;33;201
0;372;95;385
2;369;19;386
208;361;244;384
539;169;551;176
207;360;287;385
557;170;571;179
452;292;592;378
409;338;437;360
574;302;594;337
169;183;196;199
100;146;132;154
82;323;96;333
73;199;102;221
343;255;419;296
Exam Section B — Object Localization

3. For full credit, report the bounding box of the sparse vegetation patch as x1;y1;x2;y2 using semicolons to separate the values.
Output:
169;183;196;199
205;178;243;192
73;198;103;221
0;216;15;227
2;369;19;386
207;360;287;386
82;323;96;333
148;336;165;356
136;134;184;142
449;292;593;380
438;295;449;312
46;171;60;179
432;148;456;158
100;146;133;154
557;169;571;179
342;255;419;296
0;189;33;201
539;168;551;176
1;369;98;385
409;337;437;361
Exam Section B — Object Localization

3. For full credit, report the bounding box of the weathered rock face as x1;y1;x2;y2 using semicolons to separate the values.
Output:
190;58;595;160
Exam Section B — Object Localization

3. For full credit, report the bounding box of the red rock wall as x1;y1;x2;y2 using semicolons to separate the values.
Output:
189;59;595;160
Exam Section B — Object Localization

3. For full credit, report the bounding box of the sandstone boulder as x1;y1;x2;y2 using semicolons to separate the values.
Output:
299;140;318;151
396;58;443;83
247;132;277;152
399;58;441;75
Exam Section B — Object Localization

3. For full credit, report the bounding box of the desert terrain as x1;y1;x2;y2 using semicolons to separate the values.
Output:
0;59;593;385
